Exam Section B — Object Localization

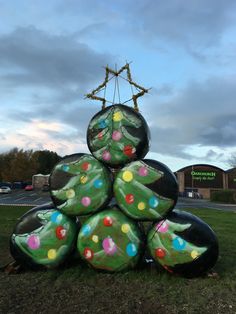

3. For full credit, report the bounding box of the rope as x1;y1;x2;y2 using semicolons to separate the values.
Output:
86;63;149;111
116;74;121;104
103;67;107;109
112;73;117;105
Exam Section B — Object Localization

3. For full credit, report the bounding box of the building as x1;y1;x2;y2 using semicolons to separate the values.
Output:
176;164;236;199
32;174;50;189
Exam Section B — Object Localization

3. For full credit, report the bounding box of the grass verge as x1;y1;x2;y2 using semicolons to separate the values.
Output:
0;205;236;313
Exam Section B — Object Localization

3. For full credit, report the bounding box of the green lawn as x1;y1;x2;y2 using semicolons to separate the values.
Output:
0;205;236;313
0;205;33;266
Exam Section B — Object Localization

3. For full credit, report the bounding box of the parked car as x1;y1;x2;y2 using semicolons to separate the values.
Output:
0;186;12;194
25;185;34;191
42;184;50;192
12;181;24;189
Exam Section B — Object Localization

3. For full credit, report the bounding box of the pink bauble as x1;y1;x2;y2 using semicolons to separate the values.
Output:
102;150;111;161
156;220;169;233
102;237;117;255
112;131;122;141
81;196;91;207
27;235;40;250
138;166;148;176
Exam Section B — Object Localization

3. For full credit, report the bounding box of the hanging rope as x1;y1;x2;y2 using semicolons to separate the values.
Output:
86;63;149;111
112;73;117;105
116;74;121;104
101;65;109;109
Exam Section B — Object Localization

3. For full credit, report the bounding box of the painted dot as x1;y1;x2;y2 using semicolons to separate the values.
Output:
51;211;63;224
113;111;123;122
103;238;117;255
81;162;91;171
138;202;146;210
27;235;40;250
56;226;67;240
62;164;69;172
103;216;113;226
138;166;148;176
125;194;134;204
149;196;159;208
94;179;103;189
99;120;107;128
102;150;111;161
123;145;135;157
48;249;57;260
80;175;88;184
191;250;200;259
81;224;91;236
173;237;186;251
156;221;169;233
98;131;103;140
66;189;75;199
81;196;91;207
155;248;166;259
92;235;99;243
122;170;133;182
84;248;94;260
112;130;122;141
121;224;130;233
126;243;137;257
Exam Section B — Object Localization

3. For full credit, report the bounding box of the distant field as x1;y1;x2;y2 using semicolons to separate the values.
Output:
0;205;236;313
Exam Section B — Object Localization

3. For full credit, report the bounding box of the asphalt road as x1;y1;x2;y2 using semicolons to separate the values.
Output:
0;189;51;206
0;190;236;212
176;197;236;212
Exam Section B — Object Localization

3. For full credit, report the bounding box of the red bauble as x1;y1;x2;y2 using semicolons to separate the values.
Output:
155;248;166;259
81;162;90;171
123;145;135;157
55;226;66;240
84;248;94;260
98;132;103;140
125;194;135;204
103;216;113;226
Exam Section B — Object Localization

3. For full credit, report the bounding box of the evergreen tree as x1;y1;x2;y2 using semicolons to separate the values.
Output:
0;148;61;182
33;150;61;174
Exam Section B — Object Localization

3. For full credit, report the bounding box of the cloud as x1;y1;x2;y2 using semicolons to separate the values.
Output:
0;118;89;156
0;4;235;168
205;149;224;160
0;26;116;154
4;69;236;165
151;84;174;97
145;75;236;162
124;0;236;58
0;26;113;92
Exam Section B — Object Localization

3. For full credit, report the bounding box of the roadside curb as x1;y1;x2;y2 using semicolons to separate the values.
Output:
211;202;236;207
0;203;36;207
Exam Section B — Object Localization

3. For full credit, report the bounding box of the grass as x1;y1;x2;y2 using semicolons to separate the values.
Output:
0;205;33;266
0;205;236;313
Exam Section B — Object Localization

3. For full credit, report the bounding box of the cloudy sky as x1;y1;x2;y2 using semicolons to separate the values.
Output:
1;0;236;171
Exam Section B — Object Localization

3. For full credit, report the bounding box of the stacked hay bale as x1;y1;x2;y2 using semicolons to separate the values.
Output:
10;104;219;277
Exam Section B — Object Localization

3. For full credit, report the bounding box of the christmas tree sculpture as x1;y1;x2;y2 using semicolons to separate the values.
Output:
10;63;219;277
50;154;112;216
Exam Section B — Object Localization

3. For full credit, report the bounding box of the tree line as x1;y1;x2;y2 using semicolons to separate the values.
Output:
0;148;61;183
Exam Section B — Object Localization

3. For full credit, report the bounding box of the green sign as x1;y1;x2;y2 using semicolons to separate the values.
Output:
184;166;223;188
191;171;216;182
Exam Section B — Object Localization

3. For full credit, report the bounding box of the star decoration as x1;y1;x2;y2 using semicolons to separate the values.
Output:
85;63;149;111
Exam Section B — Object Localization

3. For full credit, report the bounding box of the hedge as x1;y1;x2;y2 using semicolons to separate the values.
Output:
211;189;236;204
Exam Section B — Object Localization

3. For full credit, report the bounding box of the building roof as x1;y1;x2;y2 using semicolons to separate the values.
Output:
176;164;225;173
